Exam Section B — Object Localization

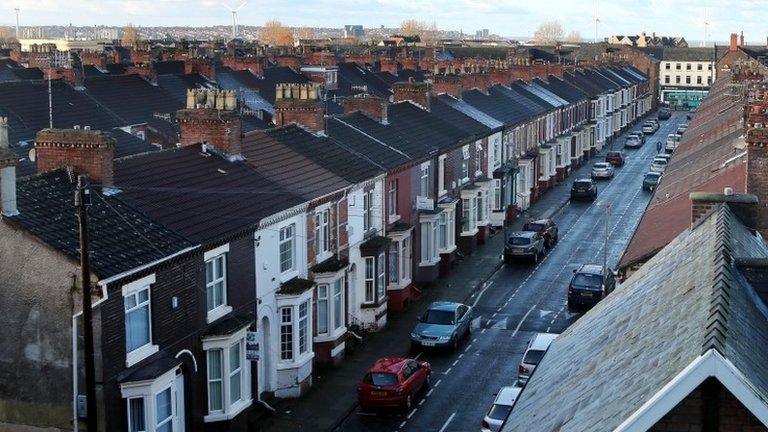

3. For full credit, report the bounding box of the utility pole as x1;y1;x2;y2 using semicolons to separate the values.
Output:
601;202;611;274
14;8;20;39
75;175;98;431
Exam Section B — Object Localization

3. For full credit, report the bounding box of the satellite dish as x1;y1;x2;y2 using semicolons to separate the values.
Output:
28;148;35;162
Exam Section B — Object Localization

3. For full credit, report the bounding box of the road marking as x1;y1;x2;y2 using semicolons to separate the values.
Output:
439;412;457;432
399;420;407;429
407;409;417;419
512;305;537;338
434;379;442;387
413;352;423;360
481;328;487;334
458;353;464;359
471;264;505;307
549;318;556;325
491;312;498;318
472;338;478;343
419;399;425;406
427;388;434;397
464;345;472;353
452;359;459;367
445;367;452;374
546;326;551;332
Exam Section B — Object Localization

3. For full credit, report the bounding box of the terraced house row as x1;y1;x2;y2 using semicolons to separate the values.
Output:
0;60;649;431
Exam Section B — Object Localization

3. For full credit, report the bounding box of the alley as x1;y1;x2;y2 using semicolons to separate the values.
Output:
336;112;687;432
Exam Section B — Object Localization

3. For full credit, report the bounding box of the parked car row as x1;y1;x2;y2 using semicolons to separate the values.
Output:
504;218;559;264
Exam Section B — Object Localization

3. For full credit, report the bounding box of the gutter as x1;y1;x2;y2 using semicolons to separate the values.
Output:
97;244;200;287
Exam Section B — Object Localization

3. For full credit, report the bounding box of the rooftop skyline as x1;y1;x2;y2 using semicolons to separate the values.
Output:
2;0;767;43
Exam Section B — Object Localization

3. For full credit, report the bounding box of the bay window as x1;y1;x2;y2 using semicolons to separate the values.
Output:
122;367;185;432
438;212;447;250
333;280;343;329
299;302;309;355
203;327;251;422
280;307;293;360
387;231;413;288
461;197;477;234
317;284;329;335
438;202;457;252
377;253;386;300
420;216;440;265
494;179;502;210
364;257;375;303
389;247;399;284
279;224;295;273
401;237;411;280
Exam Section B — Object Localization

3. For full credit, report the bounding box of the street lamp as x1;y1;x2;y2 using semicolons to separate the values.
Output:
596;200;611;274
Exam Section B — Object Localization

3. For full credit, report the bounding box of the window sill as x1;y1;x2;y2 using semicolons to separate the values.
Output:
418;259;440;267
278;351;315;370
204;398;253;423
460;228;479;237
207;305;233;324
126;343;159;368
387;214;401;225
314;327;347;343
439;245;457;255
388;277;412;290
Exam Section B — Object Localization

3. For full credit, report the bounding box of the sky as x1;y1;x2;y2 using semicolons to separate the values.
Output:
2;0;767;43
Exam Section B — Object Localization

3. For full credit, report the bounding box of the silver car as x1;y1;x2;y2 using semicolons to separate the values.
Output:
481;386;522;432
650;157;668;173
591;162;614;179
518;333;558;386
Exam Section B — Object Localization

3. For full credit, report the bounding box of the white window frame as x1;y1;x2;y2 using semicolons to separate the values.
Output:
493;138;501;168
363;189;373;232
460;195;478;236
298;301;309;355
475;142;484;177
123;274;159;367
279;224;296;274
461;145;470;184
314;207;331;261
317;284;330;336
419;216;440;266
388;179;399;222
315;275;346;341
204;244;232;324
420;162;430;197
438;154;447;196
280;307;294;361
364;256;375;303
377;252;386;300
121;366;184;432
202;327;252;423
494;179;502;211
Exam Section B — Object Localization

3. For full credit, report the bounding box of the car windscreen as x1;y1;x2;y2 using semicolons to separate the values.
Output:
488;404;514;421
593;163;609;169
422;309;455;325
573;181;592;188
571;273;603;289
364;372;398;387
644;173;661;181
607;152;620;158
523;223;546;232
653;159;668;165
510;236;531;245
523;349;546;365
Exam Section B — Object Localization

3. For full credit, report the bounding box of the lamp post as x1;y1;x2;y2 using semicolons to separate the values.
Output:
597;201;611;274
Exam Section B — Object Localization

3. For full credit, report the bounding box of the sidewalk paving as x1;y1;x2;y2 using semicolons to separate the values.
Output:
255;155;601;432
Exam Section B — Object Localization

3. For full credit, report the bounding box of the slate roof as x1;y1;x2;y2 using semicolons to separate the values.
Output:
336;62;392;99
534;75;588;103
429;95;496;136
84;74;182;125
156;73;214;106
433;94;504;130
0;66;44;82
256;66;309;104
114;144;303;243
657;47;717;62
153;60;185;75
503;205;768;432
0;80;124;146
562;71;605;97
620;76;746;269
5;169;194;278
462;87;535;127
326;115;410;170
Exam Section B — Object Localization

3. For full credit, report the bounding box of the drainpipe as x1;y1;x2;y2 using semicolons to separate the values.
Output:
72;315;79;432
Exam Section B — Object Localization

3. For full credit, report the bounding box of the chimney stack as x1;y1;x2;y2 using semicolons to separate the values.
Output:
392;79;431;110
730;33;739;52
35;128;115;186
177;89;243;155
0;117;18;216
432;74;464;99
690;192;758;229
273;83;325;133
746;120;768;237
341;94;388;124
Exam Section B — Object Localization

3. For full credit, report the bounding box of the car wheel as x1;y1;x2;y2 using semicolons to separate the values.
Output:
532;252;539;264
405;394;412;410
425;373;432;388
452;337;459;351
567;299;574;310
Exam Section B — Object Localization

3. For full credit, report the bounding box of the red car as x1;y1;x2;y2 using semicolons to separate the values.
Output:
605;151;626;167
358;357;431;411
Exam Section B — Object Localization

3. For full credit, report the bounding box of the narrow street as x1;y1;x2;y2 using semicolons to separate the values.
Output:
336;112;686;432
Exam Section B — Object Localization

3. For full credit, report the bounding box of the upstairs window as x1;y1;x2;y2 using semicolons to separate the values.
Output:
363;189;374;231
420;164;430;197
279;224;295;273
388;180;398;219
206;254;227;313
314;209;330;256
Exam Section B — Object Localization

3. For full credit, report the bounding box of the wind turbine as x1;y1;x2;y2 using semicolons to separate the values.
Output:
703;8;710;47
14;7;20;39
594;0;601;43
223;2;246;40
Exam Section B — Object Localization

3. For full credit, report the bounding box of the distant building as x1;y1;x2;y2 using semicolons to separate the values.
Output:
653;47;716;107
610;32;687;48
344;25;364;38
475;29;490;38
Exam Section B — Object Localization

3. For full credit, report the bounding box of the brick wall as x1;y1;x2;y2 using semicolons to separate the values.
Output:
341;95;388;122
177;108;243;155
393;81;431;110
184;58;216;80
433;74;463;98
275;55;301;68
747;129;768;237
222;56;264;75
461;73;490;93
35;128;115;185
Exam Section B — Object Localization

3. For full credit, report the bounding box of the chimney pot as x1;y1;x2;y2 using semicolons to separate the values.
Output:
724;187;734;195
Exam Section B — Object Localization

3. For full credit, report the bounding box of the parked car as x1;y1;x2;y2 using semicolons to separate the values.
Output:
676;126;687;135
641;121;657;134
481;386;522;432
522;218;559;249
624;135;642;149
504;231;546;264
687;109;696;120
628;132;646;145
567;264;616;309
410;302;473;350
358;357;432;411
650;157;669;173
655;153;671;163
517;333;558;386
642;172;662;191
665;134;681;152
591;162;615;180
658;108;672;120
605;151;626;167
570;178;598;201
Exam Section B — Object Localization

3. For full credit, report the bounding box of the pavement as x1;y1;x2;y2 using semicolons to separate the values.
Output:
256;112;685;432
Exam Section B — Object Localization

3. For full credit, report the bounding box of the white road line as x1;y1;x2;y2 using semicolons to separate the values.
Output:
471;265;505;307
413;352;423;360
472;338;478;343
399;420;407;429
439;412;457;432
481;328;487;334
464;345;472;353
512;304;537;338
549;318;555;325
452;359;459;367
458;353;464;359
407;409;417;419
435;379;442;387
419;399;425;406
445;367;452;374
546;326;551;332
427;388;434;397
491;312;498;318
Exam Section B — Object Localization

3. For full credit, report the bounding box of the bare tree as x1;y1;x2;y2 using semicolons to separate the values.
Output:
296;27;316;41
260;20;294;46
533;21;564;45
565;30;583;43
122;23;139;48
399;20;438;44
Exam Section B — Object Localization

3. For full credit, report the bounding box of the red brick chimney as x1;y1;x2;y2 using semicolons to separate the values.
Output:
341;94;388;123
177;89;243;155
184;58;216;80
746;111;768;236
730;33;739;51
274;83;325;133
35;128;115;185
392;79;431;110
432;74;464;98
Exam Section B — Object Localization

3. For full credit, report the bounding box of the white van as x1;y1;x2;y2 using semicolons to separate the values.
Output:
517;333;558;386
